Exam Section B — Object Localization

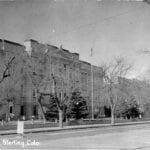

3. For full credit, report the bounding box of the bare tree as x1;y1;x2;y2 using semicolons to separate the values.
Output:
24;53;70;125
0;56;15;121
51;74;74;128
26;56;48;122
101;57;132;125
23;45;77;127
0;56;15;84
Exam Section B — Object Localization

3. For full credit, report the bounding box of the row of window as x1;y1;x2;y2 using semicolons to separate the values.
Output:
9;105;38;117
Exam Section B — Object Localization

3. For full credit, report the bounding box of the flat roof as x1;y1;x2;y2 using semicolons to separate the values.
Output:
80;60;91;65
0;39;25;47
24;39;39;43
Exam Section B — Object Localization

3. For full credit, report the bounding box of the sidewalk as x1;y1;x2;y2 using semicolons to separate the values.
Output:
0;120;150;135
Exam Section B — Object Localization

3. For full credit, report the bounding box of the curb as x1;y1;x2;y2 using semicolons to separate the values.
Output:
0;121;150;135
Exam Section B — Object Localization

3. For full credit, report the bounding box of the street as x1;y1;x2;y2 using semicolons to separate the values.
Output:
0;124;150;150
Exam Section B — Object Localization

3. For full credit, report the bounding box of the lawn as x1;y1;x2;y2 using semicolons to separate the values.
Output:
0;117;149;131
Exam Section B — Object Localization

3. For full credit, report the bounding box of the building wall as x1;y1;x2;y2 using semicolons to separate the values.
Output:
0;39;26;120
80;61;91;107
92;65;104;116
0;39;104;120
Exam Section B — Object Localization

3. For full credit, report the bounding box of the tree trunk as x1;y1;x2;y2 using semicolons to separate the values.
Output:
35;91;46;123
38;100;46;123
59;109;63;128
111;108;115;125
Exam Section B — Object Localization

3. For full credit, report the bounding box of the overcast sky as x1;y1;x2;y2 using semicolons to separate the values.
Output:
0;0;150;79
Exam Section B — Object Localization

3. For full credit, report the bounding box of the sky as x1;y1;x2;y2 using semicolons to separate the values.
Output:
0;0;150;79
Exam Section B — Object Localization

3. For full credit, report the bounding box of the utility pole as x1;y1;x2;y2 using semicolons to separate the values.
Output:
91;48;94;120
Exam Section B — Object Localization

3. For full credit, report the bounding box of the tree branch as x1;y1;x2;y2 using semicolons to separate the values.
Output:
0;56;15;84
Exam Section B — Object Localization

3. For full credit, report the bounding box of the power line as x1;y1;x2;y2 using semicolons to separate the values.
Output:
90;5;147;49
49;4;146;46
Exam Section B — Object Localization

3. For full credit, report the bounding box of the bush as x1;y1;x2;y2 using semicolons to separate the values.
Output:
66;91;89;120
45;94;58;120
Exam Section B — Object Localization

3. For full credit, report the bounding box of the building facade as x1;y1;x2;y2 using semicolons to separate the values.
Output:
0;39;103;120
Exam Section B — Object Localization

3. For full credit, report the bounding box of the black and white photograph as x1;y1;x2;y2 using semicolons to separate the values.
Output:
0;0;150;149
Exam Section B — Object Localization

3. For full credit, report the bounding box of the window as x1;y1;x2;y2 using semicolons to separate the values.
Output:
10;106;13;114
33;90;36;97
59;93;61;99
33;71;36;75
33;106;37;116
20;106;25;116
64;64;67;69
64;93;66;97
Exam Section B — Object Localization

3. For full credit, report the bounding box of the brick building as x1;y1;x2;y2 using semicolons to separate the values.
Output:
0;39;103;120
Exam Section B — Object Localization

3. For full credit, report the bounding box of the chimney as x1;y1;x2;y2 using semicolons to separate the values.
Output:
24;40;32;56
59;45;63;51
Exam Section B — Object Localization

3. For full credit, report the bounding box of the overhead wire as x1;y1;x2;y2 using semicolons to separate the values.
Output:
49;3;147;49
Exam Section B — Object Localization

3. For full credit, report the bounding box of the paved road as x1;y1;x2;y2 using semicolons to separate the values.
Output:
0;124;150;149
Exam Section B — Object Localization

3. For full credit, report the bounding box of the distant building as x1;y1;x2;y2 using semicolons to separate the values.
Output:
0;39;103;120
118;77;150;117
